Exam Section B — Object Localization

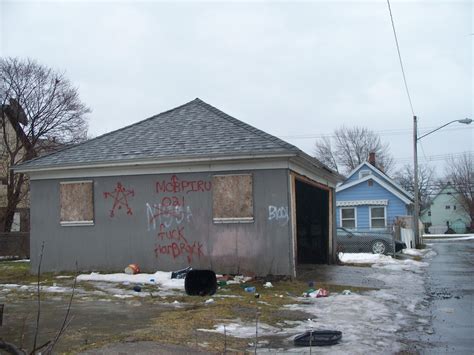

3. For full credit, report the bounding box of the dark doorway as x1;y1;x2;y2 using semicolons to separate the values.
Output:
295;179;329;264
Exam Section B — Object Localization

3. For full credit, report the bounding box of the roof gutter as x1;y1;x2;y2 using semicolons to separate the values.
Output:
13;152;296;174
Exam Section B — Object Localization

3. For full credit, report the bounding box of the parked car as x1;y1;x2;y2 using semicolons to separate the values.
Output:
336;227;406;255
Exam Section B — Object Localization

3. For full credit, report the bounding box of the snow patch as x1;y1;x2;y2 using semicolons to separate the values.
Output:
77;271;185;290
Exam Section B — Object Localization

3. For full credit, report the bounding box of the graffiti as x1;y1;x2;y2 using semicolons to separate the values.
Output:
268;205;289;226
103;182;135;217
149;175;209;263
154;223;204;263
146;199;193;230
156;175;211;194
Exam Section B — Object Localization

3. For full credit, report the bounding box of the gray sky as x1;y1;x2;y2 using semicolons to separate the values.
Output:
1;0;472;175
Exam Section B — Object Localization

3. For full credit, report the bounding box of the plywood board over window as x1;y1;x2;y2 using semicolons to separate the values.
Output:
213;174;253;223
60;181;94;226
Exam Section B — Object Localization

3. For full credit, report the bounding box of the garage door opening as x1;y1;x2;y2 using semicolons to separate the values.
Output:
295;179;329;264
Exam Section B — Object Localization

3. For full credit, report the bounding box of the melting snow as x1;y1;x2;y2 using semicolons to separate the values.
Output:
199;250;433;353
76;271;185;290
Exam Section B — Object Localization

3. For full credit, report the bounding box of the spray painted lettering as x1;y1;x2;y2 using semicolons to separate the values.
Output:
268;205;289;226
103;182;135;217
156;175;211;194
146;199;193;230
154;223;204;263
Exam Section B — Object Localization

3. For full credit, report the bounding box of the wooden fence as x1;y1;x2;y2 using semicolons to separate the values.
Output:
0;232;30;259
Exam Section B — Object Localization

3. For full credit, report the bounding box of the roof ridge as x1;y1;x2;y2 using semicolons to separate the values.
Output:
193;98;298;152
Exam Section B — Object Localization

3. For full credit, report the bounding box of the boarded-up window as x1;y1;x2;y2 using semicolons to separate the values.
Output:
60;181;94;226
212;174;253;223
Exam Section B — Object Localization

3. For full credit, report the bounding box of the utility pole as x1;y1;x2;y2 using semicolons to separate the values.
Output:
413;115;420;247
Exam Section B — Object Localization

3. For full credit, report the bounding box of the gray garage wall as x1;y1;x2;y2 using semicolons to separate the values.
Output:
29;169;292;276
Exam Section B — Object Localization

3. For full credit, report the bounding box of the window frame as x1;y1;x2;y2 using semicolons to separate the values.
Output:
340;207;357;229
212;173;254;224
369;206;387;229
59;180;95;227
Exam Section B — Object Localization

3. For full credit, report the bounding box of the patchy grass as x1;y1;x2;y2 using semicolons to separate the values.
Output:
1;266;379;353
0;260;76;286
72;280;377;353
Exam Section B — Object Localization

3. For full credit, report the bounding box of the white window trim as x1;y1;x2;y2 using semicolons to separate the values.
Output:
60;220;95;227
359;170;371;179
213;217;254;224
336;199;388;207
340;207;357;229
59;180;93;185
369;206;387;229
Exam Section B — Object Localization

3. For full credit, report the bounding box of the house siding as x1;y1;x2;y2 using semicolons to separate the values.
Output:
344;165;385;185
336;179;409;229
421;185;471;229
30;169;293;275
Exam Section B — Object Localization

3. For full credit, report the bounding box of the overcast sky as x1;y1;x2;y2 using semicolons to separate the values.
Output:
1;0;472;175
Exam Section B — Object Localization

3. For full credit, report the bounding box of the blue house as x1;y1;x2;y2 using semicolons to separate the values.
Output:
336;161;413;231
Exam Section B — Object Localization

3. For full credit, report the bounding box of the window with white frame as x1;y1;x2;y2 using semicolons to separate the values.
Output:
370;206;386;228
359;170;371;179
340;207;356;229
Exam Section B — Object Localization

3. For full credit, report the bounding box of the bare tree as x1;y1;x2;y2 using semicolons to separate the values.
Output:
445;152;473;230
314;126;394;175
394;164;435;211
0;57;90;232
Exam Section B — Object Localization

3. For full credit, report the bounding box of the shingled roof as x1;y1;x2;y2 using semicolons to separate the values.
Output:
15;98;332;174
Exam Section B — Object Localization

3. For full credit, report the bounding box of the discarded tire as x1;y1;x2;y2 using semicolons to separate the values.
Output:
184;270;217;296
293;330;342;346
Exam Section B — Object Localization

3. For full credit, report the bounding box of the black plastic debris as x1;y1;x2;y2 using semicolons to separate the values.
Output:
171;266;192;279
184;270;217;296
293;330;342;346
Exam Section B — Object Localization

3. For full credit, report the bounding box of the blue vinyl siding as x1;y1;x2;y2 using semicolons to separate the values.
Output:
336;179;409;229
344;166;386;185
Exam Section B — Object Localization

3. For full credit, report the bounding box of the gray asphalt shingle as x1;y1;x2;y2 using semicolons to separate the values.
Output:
16;98;325;171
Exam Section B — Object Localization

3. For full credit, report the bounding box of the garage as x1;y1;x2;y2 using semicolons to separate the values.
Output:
295;177;331;265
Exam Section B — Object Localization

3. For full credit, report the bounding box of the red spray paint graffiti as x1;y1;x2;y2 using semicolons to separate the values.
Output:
103;182;135;217
150;175;211;263
154;223;204;263
156;175;211;194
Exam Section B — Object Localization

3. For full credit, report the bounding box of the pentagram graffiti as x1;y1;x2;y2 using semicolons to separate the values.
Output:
103;182;135;217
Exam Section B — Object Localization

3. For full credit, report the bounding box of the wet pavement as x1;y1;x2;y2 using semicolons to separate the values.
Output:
420;239;474;354
297;264;387;289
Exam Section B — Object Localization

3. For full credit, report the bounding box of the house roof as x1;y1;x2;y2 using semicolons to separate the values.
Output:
336;173;413;205
339;161;414;200
15;98;339;180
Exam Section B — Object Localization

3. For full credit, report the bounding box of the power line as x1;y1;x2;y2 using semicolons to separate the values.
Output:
277;125;472;139
396;151;473;163
386;0;415;116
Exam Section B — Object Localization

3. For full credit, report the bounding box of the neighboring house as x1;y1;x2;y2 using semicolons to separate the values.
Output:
0;99;30;232
0;99;62;232
336;157;413;231
14;98;341;276
420;183;471;234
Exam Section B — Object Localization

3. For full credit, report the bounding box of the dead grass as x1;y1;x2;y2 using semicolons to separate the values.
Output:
1;262;378;353
0;260;76;286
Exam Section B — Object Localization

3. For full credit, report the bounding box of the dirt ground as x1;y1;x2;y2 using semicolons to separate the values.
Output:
0;260;372;354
